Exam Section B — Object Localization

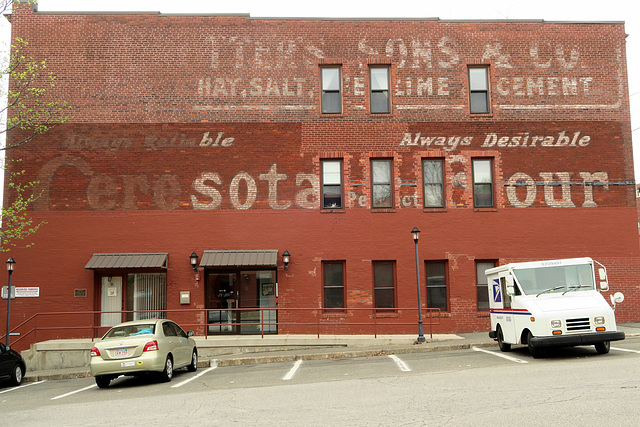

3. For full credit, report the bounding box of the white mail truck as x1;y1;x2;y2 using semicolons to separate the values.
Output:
486;257;625;358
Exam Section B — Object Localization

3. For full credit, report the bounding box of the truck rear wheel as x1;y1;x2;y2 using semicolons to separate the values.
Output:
595;341;610;354
497;326;511;352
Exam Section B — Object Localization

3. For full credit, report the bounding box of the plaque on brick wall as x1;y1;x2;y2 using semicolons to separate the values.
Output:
74;289;87;298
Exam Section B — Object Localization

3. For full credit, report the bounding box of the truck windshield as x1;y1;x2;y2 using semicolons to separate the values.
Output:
513;264;594;296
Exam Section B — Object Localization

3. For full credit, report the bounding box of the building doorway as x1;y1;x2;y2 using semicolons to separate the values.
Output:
206;270;276;334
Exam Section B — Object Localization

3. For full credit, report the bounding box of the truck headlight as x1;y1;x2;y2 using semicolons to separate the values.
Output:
551;320;562;328
594;316;605;325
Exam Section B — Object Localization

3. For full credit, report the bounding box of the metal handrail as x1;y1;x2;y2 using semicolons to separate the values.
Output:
1;306;441;350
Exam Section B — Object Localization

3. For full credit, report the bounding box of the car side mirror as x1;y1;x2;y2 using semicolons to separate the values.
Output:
187;331;194;337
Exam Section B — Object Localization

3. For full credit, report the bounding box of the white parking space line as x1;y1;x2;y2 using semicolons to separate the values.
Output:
612;347;640;354
472;347;529;364
388;355;411;372
282;359;303;381
171;363;219;388
50;384;97;400
0;380;46;395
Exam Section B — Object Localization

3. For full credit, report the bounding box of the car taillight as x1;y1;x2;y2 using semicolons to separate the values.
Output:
90;347;101;357
143;340;159;352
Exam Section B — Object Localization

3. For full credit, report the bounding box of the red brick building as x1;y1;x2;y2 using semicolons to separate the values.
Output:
2;4;639;347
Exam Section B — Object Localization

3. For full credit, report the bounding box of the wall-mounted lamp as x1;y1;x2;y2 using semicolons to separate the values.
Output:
190;252;199;272
282;250;291;270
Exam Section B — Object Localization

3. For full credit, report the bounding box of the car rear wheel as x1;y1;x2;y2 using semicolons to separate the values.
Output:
159;356;173;382
9;364;24;386
95;375;111;388
595;341;610;354
187;349;198;372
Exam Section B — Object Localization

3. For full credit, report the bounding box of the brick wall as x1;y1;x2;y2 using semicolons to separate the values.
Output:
2;5;638;345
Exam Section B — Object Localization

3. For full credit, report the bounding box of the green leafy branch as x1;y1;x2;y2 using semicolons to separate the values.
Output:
2;37;71;150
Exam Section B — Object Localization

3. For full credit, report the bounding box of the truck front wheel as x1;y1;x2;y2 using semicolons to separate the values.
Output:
527;331;546;358
497;326;511;352
595;341;610;354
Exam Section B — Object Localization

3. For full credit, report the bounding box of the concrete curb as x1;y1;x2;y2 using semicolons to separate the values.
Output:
23;341;498;381
214;342;497;367
22;331;639;382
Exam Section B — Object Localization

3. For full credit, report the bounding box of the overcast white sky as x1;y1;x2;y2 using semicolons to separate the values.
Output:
3;0;640;179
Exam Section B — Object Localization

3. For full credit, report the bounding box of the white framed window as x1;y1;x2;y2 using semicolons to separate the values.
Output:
469;66;490;114
321;67;342;114
476;261;497;311
322;159;343;209
472;158;494;208
423;159;444;208
371;159;393;208
126;273;167;320
370;67;390;113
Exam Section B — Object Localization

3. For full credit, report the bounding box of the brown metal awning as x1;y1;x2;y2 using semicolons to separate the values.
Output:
200;250;278;268
84;253;168;269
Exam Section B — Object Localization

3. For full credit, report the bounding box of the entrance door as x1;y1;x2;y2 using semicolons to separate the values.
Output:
101;276;123;327
207;273;238;333
206;270;277;334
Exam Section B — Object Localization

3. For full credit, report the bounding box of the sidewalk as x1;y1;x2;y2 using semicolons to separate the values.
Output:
22;323;640;383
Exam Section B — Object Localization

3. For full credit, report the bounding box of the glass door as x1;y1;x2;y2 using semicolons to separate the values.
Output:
206;273;238;333
205;269;277;334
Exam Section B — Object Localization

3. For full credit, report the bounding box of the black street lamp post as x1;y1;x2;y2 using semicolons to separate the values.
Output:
5;257;15;347
411;228;426;343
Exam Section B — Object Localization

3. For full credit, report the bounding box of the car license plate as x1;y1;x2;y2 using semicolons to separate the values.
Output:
114;349;128;357
121;361;135;367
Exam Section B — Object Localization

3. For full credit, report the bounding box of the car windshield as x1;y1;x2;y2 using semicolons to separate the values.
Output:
104;323;155;338
513;263;595;296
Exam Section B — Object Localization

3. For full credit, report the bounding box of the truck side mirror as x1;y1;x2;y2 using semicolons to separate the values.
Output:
610;292;624;309
505;275;515;295
598;268;607;281
598;268;609;291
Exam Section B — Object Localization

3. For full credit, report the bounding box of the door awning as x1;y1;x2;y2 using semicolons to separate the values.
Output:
200;250;278;267
84;253;168;269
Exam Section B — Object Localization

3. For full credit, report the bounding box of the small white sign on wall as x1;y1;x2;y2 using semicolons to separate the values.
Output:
2;286;40;298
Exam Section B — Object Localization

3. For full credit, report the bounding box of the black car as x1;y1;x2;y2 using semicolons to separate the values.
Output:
0;342;26;386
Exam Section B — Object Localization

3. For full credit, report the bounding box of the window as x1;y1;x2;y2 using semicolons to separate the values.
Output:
126;273;167;321
426;261;447;311
476;261;497;311
469;67;489;114
472;158;494;208
323;261;345;310
321;67;341;114
423;159;444;208
370;67;390;113
322;160;343;209
373;261;395;310
371;159;393;208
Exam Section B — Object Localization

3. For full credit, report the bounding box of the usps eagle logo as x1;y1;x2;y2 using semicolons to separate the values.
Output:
493;279;502;303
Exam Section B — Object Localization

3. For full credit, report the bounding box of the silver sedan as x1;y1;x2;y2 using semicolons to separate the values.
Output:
90;319;197;388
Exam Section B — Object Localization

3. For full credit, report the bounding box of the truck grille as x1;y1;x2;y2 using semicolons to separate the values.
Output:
566;317;591;332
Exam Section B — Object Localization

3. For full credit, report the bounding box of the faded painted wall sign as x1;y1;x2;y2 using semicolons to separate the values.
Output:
197;35;624;112
400;131;591;150
23;123;624;213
